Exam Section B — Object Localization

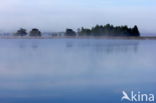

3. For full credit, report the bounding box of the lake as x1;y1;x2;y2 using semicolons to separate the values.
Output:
0;39;155;103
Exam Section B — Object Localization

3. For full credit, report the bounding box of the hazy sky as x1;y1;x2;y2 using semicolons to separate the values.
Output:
0;0;156;35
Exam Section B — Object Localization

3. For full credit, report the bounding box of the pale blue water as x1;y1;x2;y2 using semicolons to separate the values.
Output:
0;39;155;103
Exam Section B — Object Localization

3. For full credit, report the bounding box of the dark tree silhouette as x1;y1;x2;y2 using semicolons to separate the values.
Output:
29;28;41;36
132;25;140;36
15;28;27;36
78;24;140;37
65;29;76;36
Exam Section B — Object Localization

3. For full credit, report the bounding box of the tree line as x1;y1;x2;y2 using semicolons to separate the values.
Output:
14;24;140;37
65;24;140;37
15;28;41;36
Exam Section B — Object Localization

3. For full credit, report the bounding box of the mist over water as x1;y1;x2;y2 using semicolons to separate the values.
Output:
0;39;155;103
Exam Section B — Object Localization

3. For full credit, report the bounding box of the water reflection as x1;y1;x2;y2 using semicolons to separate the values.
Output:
0;39;155;103
65;40;139;54
19;42;39;50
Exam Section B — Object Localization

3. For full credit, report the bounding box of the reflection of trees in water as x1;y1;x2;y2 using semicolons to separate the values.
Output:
66;42;74;48
93;42;139;53
31;44;38;49
19;43;26;49
19;40;138;53
19;42;39;50
66;41;139;53
66;41;139;77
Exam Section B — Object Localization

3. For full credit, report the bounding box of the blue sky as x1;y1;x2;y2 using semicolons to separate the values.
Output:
0;0;156;35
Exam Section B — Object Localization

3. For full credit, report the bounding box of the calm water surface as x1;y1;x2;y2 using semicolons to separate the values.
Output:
0;39;155;103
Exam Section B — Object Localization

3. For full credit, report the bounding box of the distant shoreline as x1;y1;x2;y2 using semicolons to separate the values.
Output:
0;36;156;40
